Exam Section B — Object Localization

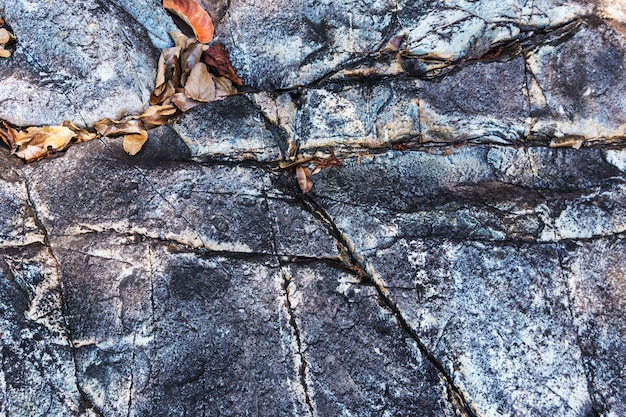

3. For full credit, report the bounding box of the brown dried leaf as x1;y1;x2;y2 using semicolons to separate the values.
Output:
202;44;243;86
214;76;237;99
170;31;192;50
0;121;18;150
14;126;76;162
0;18;4;26
180;41;204;85
62;121;97;143
150;80;176;105
0;28;15;44
171;92;203;112
0;46;10;58
184;62;216;102
295;165;313;193
137;105;178;129
123;130;149;156
94;118;144;137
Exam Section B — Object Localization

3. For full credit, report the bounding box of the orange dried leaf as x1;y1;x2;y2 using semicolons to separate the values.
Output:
123;131;149;156
163;0;214;44
202;44;243;86
184;62;216;102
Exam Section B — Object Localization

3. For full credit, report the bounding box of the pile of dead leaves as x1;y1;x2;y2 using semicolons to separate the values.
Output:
0;18;15;58
1;30;241;162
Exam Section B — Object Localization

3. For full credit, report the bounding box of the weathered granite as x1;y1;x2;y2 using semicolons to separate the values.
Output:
0;0;157;126
1;0;626;416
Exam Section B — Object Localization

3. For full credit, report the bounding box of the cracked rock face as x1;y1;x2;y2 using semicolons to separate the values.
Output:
1;1;626;417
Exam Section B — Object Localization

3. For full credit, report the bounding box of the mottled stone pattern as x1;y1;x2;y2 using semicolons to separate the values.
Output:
0;0;625;417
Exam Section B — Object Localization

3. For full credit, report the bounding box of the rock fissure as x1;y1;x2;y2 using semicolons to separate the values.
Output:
280;268;316;417
297;192;481;416
126;332;136;417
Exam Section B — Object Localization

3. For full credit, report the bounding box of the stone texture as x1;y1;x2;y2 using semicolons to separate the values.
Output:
1;1;626;416
0;0;157;126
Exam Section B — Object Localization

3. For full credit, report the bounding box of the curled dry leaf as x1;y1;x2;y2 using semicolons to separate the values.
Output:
0;121;18;150
163;0;214;43
94;118;144;137
295;165;313;193
137;105;178;129
180;41;204;85
62;121;97;143
213;76;237;99
123;130;149;156
184;62;216;102
14;126;76;162
171;92;203;112
0;46;10;58
0;28;15;44
202;44;243;86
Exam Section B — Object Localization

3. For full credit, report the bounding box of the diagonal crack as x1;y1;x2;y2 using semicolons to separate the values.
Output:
297;192;481;417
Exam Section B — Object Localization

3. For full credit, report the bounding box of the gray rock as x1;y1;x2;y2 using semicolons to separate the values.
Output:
1;0;625;416
0;0;157;126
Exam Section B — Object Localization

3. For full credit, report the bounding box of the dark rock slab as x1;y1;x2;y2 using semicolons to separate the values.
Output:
567;238;626;417
52;233;308;416
170;95;281;162
527;20;626;143
287;263;455;416
0;244;80;416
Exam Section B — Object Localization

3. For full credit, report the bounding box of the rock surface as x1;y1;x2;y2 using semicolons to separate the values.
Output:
1;1;625;417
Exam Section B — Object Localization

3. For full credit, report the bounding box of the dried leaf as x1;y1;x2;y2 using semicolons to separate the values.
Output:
202;44;243;86
213;76;237;99
295;165;313;193
163;0;214;43
94;118;144;137
123;130;149;156
0;18;4;26
0;46;10;58
170;31;192;49
13;126;76;162
0;121;17;150
62;120;97;143
137;105;178;129
171;92;203;112
180;41;204;85
150;80;176;105
184;62;216;102
0;28;14;44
